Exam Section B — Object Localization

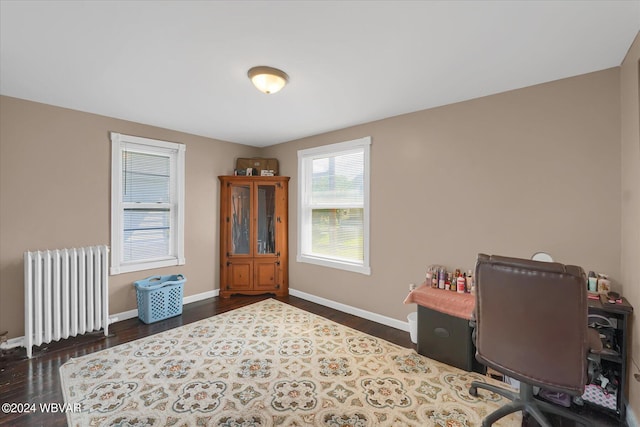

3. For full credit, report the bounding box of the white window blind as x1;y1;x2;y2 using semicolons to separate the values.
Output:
111;133;185;274
123;150;171;262
298;137;370;275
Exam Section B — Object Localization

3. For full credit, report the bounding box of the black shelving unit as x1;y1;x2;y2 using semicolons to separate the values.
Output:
585;296;633;420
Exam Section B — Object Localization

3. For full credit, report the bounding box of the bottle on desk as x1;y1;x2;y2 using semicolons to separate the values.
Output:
588;271;598;292
438;268;445;289
457;274;466;293
597;274;611;294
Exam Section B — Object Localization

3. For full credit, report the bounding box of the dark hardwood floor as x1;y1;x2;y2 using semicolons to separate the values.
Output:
0;294;624;426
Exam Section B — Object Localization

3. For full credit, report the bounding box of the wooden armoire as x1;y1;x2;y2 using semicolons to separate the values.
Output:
218;176;289;298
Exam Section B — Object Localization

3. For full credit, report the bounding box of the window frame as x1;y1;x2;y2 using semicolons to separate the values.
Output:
110;132;186;275
297;136;371;275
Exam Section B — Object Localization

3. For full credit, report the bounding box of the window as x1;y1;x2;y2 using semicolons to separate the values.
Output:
110;132;185;274
297;137;371;275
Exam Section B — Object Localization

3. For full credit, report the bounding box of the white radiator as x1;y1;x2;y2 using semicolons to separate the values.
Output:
24;245;110;358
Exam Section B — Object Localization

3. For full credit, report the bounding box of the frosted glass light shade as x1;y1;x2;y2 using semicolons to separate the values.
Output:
248;66;289;94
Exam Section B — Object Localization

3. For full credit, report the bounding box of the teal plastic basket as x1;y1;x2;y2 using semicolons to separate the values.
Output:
134;274;186;324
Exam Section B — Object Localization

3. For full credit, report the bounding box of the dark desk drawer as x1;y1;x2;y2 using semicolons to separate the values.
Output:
417;304;484;373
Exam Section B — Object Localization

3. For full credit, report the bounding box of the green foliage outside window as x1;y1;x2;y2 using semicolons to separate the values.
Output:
311;208;364;261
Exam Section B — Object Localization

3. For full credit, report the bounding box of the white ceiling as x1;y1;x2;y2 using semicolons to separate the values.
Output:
1;1;639;147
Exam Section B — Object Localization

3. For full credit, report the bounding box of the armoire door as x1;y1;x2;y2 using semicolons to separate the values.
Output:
227;260;253;291
219;175;289;298
254;183;280;291
228;183;251;256
254;258;279;291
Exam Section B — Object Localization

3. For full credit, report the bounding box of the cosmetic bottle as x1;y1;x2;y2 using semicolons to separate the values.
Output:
467;270;475;294
457;274;466;293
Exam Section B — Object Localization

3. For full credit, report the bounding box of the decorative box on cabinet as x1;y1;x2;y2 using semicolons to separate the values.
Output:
218;176;289;298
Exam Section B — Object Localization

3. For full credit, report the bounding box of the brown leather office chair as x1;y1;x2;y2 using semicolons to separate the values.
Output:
469;254;600;427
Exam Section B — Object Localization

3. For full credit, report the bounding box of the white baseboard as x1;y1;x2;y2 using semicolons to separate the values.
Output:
628;405;639;427
185;289;219;304
0;289;220;350
110;289;220;323
0;336;24;350
289;288;409;332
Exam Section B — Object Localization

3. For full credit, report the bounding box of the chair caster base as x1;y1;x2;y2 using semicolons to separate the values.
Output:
469;386;478;397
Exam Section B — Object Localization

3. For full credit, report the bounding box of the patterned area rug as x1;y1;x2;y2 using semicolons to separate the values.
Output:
60;299;521;426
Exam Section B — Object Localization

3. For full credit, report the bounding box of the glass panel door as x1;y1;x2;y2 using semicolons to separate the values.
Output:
257;184;276;254
231;184;251;254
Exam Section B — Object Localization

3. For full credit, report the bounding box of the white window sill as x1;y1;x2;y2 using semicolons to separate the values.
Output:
297;254;370;275
110;257;185;275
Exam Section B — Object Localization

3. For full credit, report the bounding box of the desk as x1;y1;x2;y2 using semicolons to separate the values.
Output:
405;285;634;420
404;285;484;373
404;284;474;319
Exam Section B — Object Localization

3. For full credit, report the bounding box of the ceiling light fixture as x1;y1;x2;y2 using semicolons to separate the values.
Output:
248;66;289;94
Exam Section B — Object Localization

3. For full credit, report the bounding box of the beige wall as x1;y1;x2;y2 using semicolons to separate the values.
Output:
0;62;632;416
0;96;260;339
265;68;621;324
620;32;640;420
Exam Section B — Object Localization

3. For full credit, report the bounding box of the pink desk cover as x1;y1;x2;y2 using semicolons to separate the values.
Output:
404;284;475;320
